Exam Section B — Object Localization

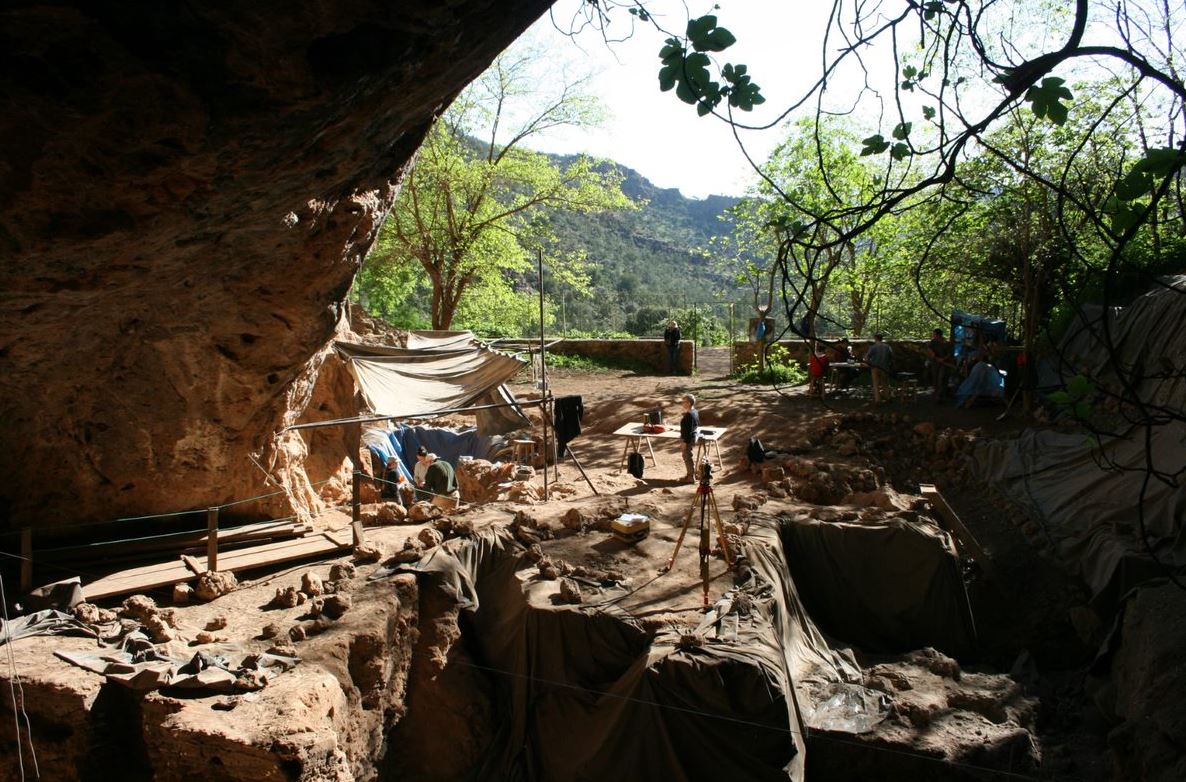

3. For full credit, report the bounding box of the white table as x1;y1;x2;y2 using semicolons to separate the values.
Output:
612;422;726;471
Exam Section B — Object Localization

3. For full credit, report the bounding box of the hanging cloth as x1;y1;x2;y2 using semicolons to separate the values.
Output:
552;395;584;457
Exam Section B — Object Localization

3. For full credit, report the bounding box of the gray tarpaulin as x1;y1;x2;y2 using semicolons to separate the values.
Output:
974;277;1186;611
335;335;529;436
973;423;1186;610
383;518;885;780
776;513;977;658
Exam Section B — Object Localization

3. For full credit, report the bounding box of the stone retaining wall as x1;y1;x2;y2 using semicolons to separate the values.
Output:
544;339;692;373
734;339;932;374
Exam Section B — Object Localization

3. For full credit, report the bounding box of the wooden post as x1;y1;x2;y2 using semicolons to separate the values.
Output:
20;528;32;593
348;393;366;548
538;248;550;502
206;507;219;572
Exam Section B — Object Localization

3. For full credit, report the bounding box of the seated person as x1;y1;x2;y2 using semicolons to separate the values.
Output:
955;355;1006;408
808;344;830;399
381;456;404;504
412;446;430;500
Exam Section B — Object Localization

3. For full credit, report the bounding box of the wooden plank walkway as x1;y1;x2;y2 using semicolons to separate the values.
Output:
81;527;354;602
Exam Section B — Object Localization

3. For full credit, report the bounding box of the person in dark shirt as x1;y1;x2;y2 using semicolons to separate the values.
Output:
664;320;682;374
679;393;700;482
927;328;955;400
423;453;460;510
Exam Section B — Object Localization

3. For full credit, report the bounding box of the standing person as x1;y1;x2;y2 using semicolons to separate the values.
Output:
423;453;460;510
679;393;700;482
863;333;895;404
664;320;682;374
927;328;955;400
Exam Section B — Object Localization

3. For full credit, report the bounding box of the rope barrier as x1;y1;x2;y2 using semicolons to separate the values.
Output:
0;477;339;539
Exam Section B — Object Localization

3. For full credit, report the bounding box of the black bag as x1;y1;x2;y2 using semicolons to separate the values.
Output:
747;437;767;464
646;409;663;425
627;450;645;479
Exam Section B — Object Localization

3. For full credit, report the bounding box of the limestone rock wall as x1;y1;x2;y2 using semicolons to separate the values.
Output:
0;1;552;530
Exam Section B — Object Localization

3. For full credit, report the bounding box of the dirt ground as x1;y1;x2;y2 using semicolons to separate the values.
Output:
1;346;1116;781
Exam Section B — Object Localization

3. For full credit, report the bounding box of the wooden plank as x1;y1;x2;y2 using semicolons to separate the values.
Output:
81;529;353;602
181;554;204;576
919;484;994;576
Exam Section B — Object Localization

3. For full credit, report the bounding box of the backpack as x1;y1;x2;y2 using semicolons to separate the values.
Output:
747;437;767;464
627;451;645;479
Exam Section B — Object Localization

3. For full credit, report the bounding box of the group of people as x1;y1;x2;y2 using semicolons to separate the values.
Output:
804;328;1006;407
381;446;460;510
806;333;895;403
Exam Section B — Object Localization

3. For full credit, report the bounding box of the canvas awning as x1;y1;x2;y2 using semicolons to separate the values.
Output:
334;333;530;435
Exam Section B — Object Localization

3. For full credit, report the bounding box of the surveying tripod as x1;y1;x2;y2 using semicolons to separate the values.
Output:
660;460;735;606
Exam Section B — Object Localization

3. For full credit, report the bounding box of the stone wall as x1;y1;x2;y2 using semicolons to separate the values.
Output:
547;339;692;374
734;339;933;374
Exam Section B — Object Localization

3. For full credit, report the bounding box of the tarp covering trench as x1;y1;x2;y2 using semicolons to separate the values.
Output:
973;423;1186;610
381;520;882;781
973;276;1186;611
377;514;910;779
778;514;977;658
335;332;529;436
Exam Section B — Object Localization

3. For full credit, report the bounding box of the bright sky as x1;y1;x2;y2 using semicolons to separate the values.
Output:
516;0;838;199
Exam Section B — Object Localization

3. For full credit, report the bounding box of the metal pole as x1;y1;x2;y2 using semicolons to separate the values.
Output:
206;507;219;572
729;302;736;375
538;248;549;501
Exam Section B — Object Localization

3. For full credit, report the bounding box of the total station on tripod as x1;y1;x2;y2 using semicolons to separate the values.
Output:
697;459;713;485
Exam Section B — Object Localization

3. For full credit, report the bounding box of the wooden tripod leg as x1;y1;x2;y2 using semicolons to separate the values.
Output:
645;435;658;466
707;491;734;568
564;445;599;495
662;489;701;572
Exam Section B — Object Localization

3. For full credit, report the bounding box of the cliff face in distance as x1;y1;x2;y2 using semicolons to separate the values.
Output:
0;0;552;529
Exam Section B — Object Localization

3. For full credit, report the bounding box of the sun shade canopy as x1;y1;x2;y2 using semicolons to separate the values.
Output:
335;332;529;435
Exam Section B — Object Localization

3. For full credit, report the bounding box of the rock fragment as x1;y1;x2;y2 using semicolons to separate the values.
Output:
195;570;238;601
300;572;325;597
557;578;583;605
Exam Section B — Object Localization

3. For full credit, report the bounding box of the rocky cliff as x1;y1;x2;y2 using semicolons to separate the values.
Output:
0;1;552;530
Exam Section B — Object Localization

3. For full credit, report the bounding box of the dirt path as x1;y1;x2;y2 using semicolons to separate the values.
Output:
693;345;732;379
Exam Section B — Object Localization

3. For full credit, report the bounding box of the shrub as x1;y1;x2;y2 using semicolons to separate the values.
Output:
732;343;807;385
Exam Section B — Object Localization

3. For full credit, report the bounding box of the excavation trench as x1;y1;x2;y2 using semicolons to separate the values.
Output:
377;512;1038;782
0;498;1062;781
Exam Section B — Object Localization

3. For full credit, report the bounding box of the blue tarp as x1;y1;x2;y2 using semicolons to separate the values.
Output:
955;361;1005;405
365;424;502;476
362;429;415;484
951;310;1008;362
394;424;499;471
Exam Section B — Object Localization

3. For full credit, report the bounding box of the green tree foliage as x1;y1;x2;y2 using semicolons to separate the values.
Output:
355;42;633;331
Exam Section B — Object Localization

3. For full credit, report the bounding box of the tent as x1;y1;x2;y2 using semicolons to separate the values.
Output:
335;331;530;438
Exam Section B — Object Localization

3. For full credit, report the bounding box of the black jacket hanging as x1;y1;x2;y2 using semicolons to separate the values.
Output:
553;395;584;457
